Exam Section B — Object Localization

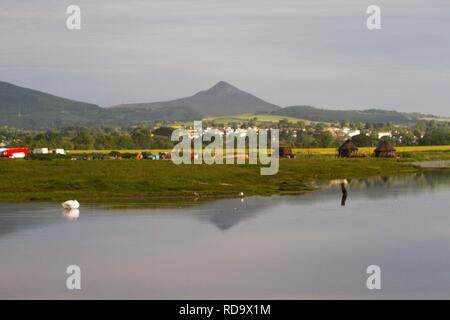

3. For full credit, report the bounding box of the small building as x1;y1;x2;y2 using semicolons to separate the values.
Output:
378;131;392;139
342;128;361;138
33;148;49;154
338;140;359;158
374;140;398;158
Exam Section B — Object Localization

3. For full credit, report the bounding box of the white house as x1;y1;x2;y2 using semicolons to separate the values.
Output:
378;132;393;139
348;130;361;138
342;128;361;138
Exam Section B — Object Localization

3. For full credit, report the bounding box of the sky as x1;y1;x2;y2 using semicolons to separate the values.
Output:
0;0;449;116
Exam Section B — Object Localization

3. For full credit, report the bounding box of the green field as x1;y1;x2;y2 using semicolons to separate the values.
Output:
202;113;316;125
0;156;423;204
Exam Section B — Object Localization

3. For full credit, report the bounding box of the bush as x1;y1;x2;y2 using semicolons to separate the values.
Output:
420;128;450;146
121;153;138;159
26;154;69;161
109;151;121;158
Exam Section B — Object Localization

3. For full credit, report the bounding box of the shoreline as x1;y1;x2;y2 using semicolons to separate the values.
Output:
0;155;433;205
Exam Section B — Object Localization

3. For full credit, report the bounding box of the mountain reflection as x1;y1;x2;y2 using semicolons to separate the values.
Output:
188;197;277;231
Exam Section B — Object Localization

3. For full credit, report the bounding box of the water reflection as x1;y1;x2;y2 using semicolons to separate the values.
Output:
341;182;348;206
304;170;450;208
0;204;58;238
0;170;450;237
1;170;450;299
414;160;450;168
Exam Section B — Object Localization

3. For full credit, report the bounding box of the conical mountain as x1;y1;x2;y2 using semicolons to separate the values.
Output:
112;81;280;116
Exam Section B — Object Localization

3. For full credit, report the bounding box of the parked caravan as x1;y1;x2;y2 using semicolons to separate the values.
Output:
53;149;66;155
1;148;29;158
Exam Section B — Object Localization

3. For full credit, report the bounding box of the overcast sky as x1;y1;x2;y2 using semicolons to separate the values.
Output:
0;0;449;115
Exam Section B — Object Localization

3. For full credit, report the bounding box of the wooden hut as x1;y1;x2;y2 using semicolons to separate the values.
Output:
374;140;398;158
338;139;359;158
279;147;295;158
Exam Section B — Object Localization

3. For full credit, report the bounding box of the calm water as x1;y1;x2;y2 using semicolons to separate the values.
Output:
1;170;450;299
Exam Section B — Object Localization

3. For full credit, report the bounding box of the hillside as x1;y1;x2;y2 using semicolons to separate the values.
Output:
0;80;444;130
272;105;425;124
108;105;202;123
0;81;203;129
0;81;104;129
113;81;281;117
203;113;315;126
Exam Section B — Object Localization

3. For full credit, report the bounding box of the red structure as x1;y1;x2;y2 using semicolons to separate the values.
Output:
1;148;29;158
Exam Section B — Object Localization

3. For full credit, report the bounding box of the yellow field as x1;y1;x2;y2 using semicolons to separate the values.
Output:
294;146;450;155
67;146;450;155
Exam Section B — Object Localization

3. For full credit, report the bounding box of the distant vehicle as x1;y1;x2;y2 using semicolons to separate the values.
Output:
2;148;29;159
33;148;49;154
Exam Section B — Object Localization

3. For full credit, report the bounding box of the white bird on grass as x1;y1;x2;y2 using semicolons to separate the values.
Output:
62;200;80;210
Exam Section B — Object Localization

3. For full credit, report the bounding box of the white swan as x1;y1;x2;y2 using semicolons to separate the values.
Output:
62;208;80;220
62;200;80;209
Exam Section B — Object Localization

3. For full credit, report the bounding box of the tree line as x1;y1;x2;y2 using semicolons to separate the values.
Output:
0;121;449;150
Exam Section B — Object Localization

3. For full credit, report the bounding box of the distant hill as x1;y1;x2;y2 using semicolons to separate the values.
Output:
112;81;281;117
0;81;104;129
272;105;428;124
0;80;444;130
0;81;203;129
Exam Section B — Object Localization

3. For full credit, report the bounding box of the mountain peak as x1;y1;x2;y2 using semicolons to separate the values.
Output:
205;81;239;94
212;81;234;89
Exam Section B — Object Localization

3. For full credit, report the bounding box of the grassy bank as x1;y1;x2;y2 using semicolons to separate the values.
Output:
0;156;421;203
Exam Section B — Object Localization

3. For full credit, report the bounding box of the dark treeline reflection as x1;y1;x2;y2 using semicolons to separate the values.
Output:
0;203;60;238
